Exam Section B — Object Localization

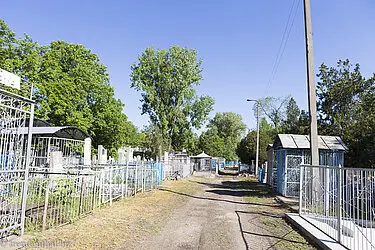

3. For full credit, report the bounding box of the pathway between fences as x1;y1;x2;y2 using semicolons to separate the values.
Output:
16;176;315;250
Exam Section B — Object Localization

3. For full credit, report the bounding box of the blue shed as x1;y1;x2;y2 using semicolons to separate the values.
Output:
272;134;348;197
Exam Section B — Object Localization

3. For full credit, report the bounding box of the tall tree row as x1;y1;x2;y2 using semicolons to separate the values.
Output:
0;19;139;156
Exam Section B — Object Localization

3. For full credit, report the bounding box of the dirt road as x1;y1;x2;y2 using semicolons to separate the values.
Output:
25;176;313;250
138;176;314;250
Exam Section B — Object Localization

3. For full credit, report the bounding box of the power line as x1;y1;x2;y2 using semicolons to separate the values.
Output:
264;0;301;95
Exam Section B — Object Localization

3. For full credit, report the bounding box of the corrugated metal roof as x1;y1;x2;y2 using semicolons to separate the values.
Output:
274;134;348;150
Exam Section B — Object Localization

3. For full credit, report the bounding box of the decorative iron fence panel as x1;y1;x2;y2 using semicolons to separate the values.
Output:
285;155;303;197
0;90;34;238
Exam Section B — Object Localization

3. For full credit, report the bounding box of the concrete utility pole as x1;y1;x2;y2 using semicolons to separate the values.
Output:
303;0;319;166
247;99;260;177
255;102;260;177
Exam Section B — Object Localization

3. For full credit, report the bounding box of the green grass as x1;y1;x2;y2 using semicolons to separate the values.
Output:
239;177;316;250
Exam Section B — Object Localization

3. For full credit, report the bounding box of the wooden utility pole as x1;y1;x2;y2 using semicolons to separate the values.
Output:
303;0;319;166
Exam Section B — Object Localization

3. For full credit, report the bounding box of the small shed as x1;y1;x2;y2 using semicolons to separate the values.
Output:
273;134;348;197
190;152;212;171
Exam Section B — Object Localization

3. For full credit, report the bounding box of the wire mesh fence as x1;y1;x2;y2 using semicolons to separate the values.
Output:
300;165;375;250
24;163;159;232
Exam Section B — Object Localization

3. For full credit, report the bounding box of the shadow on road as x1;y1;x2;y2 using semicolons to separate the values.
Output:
161;178;312;249
159;188;278;207
235;210;311;249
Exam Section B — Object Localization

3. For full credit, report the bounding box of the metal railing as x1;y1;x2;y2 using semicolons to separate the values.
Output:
30;137;84;170
300;165;375;250
162;160;193;180
24;163;159;232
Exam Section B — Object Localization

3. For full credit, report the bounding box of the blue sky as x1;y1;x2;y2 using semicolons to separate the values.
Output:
3;1;375;132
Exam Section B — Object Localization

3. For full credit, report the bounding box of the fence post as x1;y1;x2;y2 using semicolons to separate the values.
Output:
121;166;125;197
109;167;113;206
42;179;52;232
336;165;342;243
141;163;143;192
20;103;34;235
324;166;330;216
99;170;104;207
92;174;97;210
151;164;154;189
125;162;129;198
299;165;304;216
78;176;85;215
134;162;138;197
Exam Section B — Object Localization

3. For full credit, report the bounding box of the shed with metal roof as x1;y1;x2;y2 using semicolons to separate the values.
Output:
271;134;347;197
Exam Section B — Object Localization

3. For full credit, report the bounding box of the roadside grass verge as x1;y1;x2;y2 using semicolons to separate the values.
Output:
25;178;204;250
240;177;316;250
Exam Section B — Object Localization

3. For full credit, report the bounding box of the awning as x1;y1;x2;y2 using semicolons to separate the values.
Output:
14;126;90;141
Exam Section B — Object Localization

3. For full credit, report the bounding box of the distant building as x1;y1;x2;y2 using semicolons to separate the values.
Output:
190;152;212;171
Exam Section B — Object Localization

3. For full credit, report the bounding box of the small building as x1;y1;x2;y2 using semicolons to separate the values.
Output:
272;134;348;197
190;152;212;171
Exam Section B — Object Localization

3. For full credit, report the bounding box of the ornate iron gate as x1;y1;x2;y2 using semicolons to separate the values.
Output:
285;155;303;197
0;89;34;238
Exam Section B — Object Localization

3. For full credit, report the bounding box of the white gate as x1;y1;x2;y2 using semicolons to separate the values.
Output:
0;89;34;238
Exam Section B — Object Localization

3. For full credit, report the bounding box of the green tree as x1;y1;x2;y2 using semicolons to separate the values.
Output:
281;97;300;134
297;110;309;135
0;20;137;155
130;46;214;152
198;131;225;158
255;96;290;132
201;112;246;160
317;59;375;167
236;118;275;164
0;20;42;97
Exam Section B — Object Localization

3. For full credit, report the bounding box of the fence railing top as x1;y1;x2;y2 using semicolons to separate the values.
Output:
300;164;375;172
0;88;35;104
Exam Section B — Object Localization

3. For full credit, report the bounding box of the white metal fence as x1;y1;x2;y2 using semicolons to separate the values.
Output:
30;137;84;170
162;160;193;179
24;164;159;232
300;165;375;250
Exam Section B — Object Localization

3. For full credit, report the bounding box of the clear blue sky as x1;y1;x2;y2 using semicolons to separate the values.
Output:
3;1;375;132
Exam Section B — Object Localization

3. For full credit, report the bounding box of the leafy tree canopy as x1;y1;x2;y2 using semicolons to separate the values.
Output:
254;96;290;132
0;19;138;156
199;112;246;160
317;59;375;167
130;46;214;152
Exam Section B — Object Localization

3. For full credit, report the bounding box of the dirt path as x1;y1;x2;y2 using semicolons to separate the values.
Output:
138;176;314;250
138;177;247;250
24;176;314;250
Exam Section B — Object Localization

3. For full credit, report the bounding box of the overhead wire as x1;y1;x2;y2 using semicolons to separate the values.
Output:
264;0;301;95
